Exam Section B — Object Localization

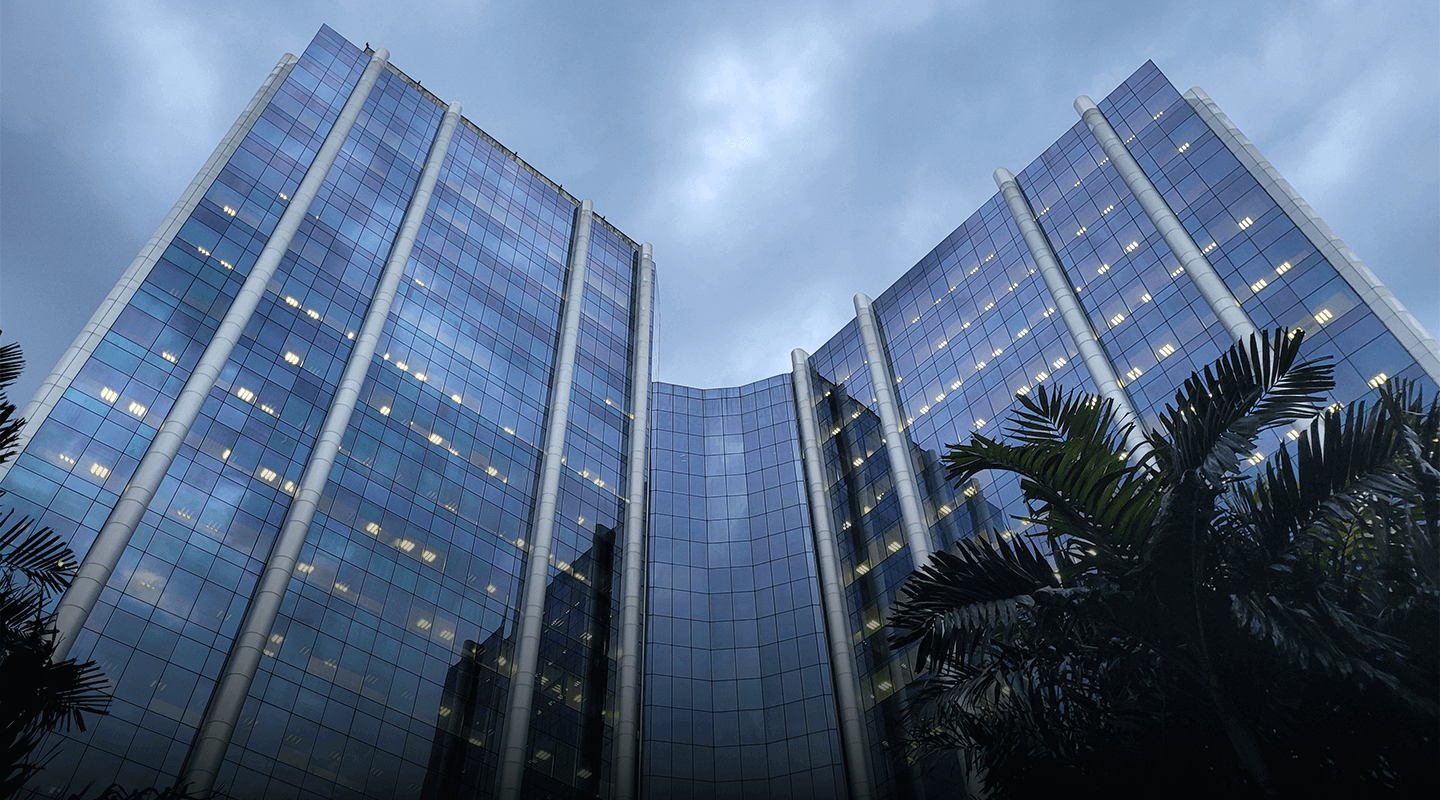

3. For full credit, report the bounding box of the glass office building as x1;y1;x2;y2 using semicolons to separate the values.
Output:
3;25;1435;800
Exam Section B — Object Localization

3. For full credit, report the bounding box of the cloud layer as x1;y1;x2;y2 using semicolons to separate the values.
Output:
3;0;1435;405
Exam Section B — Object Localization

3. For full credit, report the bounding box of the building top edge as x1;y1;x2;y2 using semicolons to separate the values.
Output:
363;44;644;255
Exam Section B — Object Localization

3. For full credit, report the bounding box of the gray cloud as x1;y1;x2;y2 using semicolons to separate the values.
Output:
3;0;1435;407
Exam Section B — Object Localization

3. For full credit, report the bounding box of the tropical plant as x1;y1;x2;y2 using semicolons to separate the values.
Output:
0;337;112;797
888;329;1439;797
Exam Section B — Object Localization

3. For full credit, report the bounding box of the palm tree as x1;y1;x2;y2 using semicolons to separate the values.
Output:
888;329;1439;797
0;338;112;797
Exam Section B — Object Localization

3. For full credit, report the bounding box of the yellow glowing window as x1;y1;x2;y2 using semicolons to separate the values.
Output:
395;362;408;372
1097;263;1110;275
1124;241;1140;254
161;352;178;363
1158;343;1176;358
422;550;437;562
398;539;416;552
1368;373;1388;389
127;401;146;417
1075;226;1087;237
1314;309;1334;325
258;468;278;482
1109;313;1125;326
284;296;299;307
284;352;301;365
428;433;443;445
1275;261;1292;276
378;405;390;416
1053;357;1067;369
196;245;211;257
99;387;119;403
1238;216;1254;230
1101;204;1114;215
414;373;426;382
306;309;320;320
89;463;110;479
235;387;255;403
1250;278;1268;293
1178;142;1190;153
366;522;381;535
222;205;237;216
1125;367;1143;381
416;618;431;630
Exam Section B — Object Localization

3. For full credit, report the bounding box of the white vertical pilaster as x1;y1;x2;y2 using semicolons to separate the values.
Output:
178;102;463;797
1184;86;1440;383
0;53;298;486
50;48;393;662
612;243;654;800
994;168;1149;456
495;199;595;800
853;293;932;565
791;349;877;800
1074;94;1258;344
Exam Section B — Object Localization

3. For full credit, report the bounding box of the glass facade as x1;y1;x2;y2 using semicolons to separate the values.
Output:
2;26;1433;800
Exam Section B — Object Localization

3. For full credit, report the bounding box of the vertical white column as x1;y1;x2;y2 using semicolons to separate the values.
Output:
0;53;298;486
612;243;654;800
1184;86;1440;384
1074;95;1258;343
791;349;877;800
50;48;393;661
853;293;932;565
178;102;462;797
495;199;595;800
994;168;1149;456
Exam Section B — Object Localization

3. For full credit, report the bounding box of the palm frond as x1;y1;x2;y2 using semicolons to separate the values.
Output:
889;536;1060;671
0;509;78;594
1153;329;1332;484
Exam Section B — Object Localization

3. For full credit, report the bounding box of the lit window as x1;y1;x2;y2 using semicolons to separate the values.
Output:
285;296;300;307
1109;313;1125;326
395;362;408;372
975;361;987;370
99;387;119;403
428;433;443;445
1125;367;1143;381
1123;241;1139;254
416;618;431;630
991;348;1003;358
1053;357;1067;369
451;393;462;403
1097;263;1110;275
1157;343;1176;358
1101;204;1115;215
1368;373;1388;389
398;539;416;552
222;205;237;217
306;309;320;320
1171;265;1187;277
486;465;500;477
1275;261;1292;276
378;405;390;416
366;522;381;535
974;418;986;429
197;245;211;257
1139;292;1152;303
284;352;301;365
1035;371;1049;382
1246;451;1265;466
235;387;255;403
89;462;110;479
258;468;278;482
1178;142;1190;153
127;401;146;417
422;550;437;562
1250;278;1268;293
1238;216;1254;230
1313;309;1334;325
1286;429;1301;441
1075;226;1087;237
414;372;426;382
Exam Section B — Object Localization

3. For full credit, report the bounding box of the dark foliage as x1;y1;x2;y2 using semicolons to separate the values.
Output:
889;329;1439;797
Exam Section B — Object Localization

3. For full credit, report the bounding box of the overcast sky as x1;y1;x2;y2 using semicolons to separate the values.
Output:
2;0;1436;408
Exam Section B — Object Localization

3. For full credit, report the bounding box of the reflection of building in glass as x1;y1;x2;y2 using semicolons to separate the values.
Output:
2;24;1434;800
422;526;615;799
